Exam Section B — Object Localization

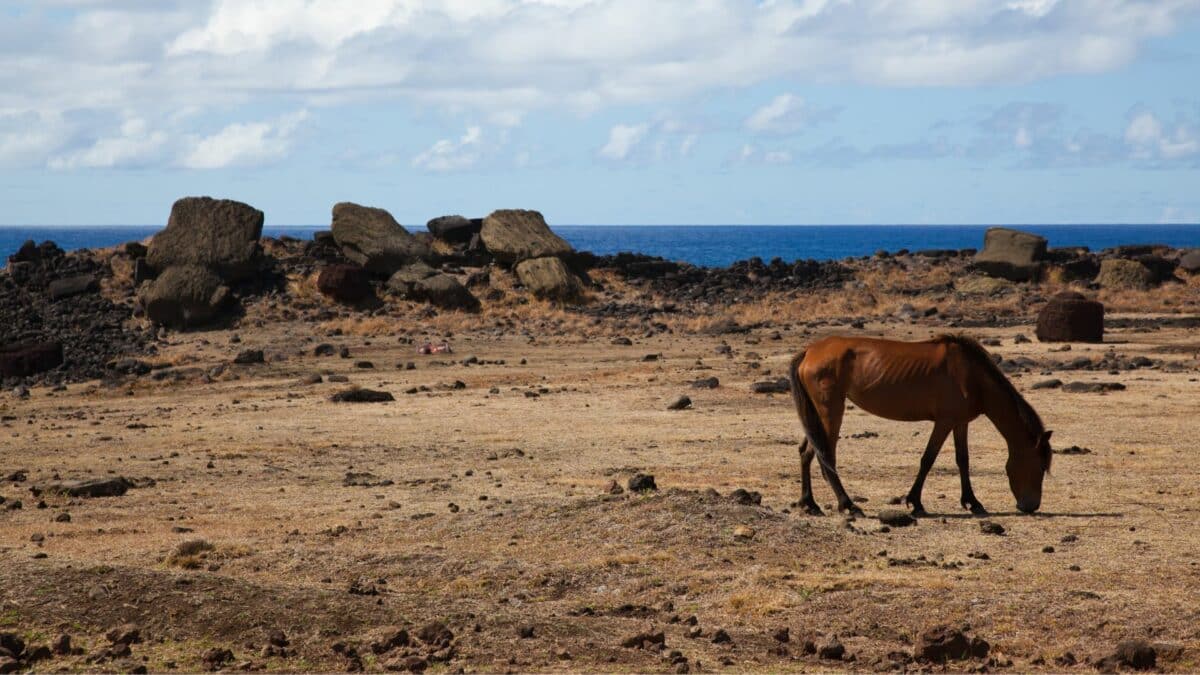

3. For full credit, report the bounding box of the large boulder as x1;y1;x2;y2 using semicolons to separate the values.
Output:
972;227;1048;281
1180;249;1200;275
317;264;373;303
480;210;572;265
138;265;231;328
146;197;264;282
1036;292;1104;343
331;203;430;275
426;215;482;244
414;275;480;311
1135;254;1178;284
1096;258;1154;290
0;341;63;378
515;256;584;302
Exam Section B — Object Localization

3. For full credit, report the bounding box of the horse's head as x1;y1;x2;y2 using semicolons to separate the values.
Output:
1007;429;1052;513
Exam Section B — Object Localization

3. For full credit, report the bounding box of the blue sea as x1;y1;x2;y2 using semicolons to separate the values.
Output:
2;224;1197;269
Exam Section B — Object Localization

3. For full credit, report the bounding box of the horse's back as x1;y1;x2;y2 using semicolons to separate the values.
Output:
798;335;976;422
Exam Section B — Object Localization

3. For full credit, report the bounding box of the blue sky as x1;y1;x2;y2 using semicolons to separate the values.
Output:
2;0;1199;226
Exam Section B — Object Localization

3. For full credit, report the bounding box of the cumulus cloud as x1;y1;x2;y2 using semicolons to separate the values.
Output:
179;109;309;169
1125;111;1199;161
49;118;168;170
412;126;488;172
598;124;649;161
745;94;838;135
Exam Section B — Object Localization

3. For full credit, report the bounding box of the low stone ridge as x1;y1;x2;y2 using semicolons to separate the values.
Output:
480;209;573;264
147;197;265;282
0;341;63;378
515;256;584;302
1036;292;1104;343
332;202;430;275
972;227;1047;281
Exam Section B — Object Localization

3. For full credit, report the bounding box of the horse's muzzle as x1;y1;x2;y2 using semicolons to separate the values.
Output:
1016;499;1040;514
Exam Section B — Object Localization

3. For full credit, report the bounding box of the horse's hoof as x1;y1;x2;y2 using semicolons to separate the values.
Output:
804;505;825;517
910;507;929;518
969;504;988;516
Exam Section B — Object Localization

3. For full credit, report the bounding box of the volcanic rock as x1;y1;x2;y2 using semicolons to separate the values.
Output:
480;209;573;264
0;341;63;378
317;264;373;303
146;197;264;282
515;256;584;302
1096;259;1154;290
426;215;481;243
973;227;1047;281
1036;292;1104;343
914;625;989;662
330;388;394;403
331;202;430;275
47;274;98;300
139;265;231;328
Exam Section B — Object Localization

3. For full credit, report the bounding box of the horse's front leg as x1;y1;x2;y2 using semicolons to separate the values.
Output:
904;422;952;517
954;424;987;515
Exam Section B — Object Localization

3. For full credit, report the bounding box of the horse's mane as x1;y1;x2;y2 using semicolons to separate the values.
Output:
931;334;1051;472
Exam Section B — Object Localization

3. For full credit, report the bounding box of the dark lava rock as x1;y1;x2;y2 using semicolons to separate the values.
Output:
426;215;481;243
106;624;142;645
1037;292;1104;343
317;264;373;303
818;637;845;660
331;202;430;275
233;349;264;364
1057;445;1093;455
711;629;732;644
751;379;790;394
314;343;336;356
1094;640;1157;672
1031;378;1063;389
621;631;665;650
48;274;98;300
1062;381;1126;393
628;473;657;493
45;477;134;498
139;264;231;328
480;209;573;265
979;520;1005;535
878;510;917;527
691;377;720;389
914;625;989;663
972;227;1047;281
0;341;63;378
147;197;264;282
200;647;234;670
515;256;585;303
330;388;394;403
667;395;692;410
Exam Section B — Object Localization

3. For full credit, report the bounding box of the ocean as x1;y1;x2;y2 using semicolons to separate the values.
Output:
2;224;1198;269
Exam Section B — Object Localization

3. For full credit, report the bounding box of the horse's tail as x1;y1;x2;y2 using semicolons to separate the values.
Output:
788;350;840;480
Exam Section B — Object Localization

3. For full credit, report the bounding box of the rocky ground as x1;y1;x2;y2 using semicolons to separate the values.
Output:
2;287;1200;672
2;208;1200;672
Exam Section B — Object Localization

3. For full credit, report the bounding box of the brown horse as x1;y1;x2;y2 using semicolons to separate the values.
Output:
787;334;1052;516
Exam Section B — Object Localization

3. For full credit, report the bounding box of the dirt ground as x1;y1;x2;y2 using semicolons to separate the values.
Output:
2;312;1199;673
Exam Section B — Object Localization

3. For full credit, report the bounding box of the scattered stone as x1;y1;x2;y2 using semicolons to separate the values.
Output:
772;628;790;643
628;474;657;493
1057;445;1093;455
878;510;917;527
330;388;394;403
667;395;692;410
712;629;732;644
691;377;720;389
201;647;234;670
415;622;454;649
727;488;762;505
1037;292;1104;343
818;637;845;660
233;349;264;365
750;379;790;394
1031;378;1063;390
979;520;1005;535
43;477;134;498
47;274;98;300
732;526;755;540
621;631;665;650
1062;381;1126;393
1096;640;1156;672
914;625;989;663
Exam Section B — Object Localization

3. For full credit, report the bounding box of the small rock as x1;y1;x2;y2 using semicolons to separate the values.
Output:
878;510;917;527
979;520;1005;535
818;637;845;660
628;474;657;493
732;526;755;540
667;395;692;410
330;388;394;403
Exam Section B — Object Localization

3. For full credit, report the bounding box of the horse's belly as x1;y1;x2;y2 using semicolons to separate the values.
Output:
847;386;936;422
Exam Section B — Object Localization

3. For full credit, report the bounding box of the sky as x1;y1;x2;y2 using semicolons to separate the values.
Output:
2;0;1199;226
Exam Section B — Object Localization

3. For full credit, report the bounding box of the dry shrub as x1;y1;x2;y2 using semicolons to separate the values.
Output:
167;539;215;569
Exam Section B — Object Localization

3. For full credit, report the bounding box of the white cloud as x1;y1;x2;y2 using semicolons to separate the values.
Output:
49;118;168;170
412;125;486;172
1125;111;1199;161
745;94;836;135
179;110;309;169
599;123;648;160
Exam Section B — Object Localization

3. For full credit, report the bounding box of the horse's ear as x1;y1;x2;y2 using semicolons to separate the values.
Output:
1042;430;1053;443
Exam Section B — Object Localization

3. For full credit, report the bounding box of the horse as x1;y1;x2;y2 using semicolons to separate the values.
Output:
786;334;1052;517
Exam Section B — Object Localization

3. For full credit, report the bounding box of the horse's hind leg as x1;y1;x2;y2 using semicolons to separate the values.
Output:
812;395;861;515
954;424;987;515
797;440;823;516
904;422;952;517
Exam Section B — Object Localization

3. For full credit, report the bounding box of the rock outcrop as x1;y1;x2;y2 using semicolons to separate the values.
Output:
1036;292;1104;343
139;265;231;327
331;203;430;275
1180;249;1200;275
516;256;584;302
146;197;264;282
317;264;373;303
426;215;482;244
0;341;64;378
480;210;573;265
386;263;479;311
972;227;1047;281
